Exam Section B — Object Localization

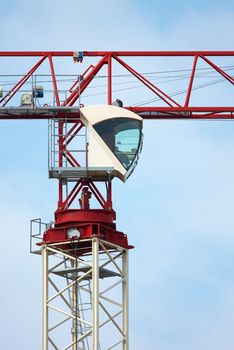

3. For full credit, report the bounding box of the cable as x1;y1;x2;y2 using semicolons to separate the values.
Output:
0;65;232;108
0;65;233;87
29;75;231;107
131;77;226;107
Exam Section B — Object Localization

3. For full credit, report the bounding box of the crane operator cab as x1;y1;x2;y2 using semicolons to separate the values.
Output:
80;105;143;182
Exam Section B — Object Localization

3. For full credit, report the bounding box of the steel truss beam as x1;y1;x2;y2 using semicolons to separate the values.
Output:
42;238;129;350
0;51;233;119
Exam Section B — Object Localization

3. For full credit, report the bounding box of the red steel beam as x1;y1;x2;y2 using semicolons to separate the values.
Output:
113;55;182;108
64;55;108;106
128;107;234;119
199;55;234;85
84;51;234;57
0;51;234;57
184;55;198;107
48;55;60;106
0;56;47;106
0;108;233;120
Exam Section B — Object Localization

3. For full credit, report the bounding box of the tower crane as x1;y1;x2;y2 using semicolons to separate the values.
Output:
0;51;233;350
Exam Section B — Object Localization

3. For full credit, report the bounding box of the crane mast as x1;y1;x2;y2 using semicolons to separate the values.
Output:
0;51;233;350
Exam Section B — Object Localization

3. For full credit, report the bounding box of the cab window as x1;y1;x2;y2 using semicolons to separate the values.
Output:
94;118;142;170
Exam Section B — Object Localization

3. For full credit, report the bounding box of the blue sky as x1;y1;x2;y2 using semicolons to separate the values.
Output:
0;1;234;349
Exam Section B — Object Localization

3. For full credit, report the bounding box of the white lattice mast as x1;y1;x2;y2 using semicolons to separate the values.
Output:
41;238;129;350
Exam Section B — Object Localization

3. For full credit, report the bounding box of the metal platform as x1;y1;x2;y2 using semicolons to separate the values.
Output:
49;167;116;180
0;106;80;119
52;265;120;280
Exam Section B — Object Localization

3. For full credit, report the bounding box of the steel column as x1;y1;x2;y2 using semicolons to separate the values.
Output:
92;238;99;350
122;250;129;350
71;259;77;350
42;245;48;350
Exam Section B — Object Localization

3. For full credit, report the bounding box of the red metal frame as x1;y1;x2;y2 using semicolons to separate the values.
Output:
0;51;233;247
0;51;233;119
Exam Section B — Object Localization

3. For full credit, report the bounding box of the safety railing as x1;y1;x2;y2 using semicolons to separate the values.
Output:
0;74;83;108
30;218;51;254
48;117;87;172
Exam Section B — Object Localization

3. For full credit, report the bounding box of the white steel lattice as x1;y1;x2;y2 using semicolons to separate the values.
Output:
42;238;129;350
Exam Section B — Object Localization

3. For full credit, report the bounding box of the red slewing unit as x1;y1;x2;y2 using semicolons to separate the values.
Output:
39;183;134;254
43;208;132;251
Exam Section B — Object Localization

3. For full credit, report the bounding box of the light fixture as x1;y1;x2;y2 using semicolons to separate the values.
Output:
67;228;81;238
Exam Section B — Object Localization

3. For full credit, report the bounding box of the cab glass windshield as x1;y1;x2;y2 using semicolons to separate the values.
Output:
94;118;142;170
